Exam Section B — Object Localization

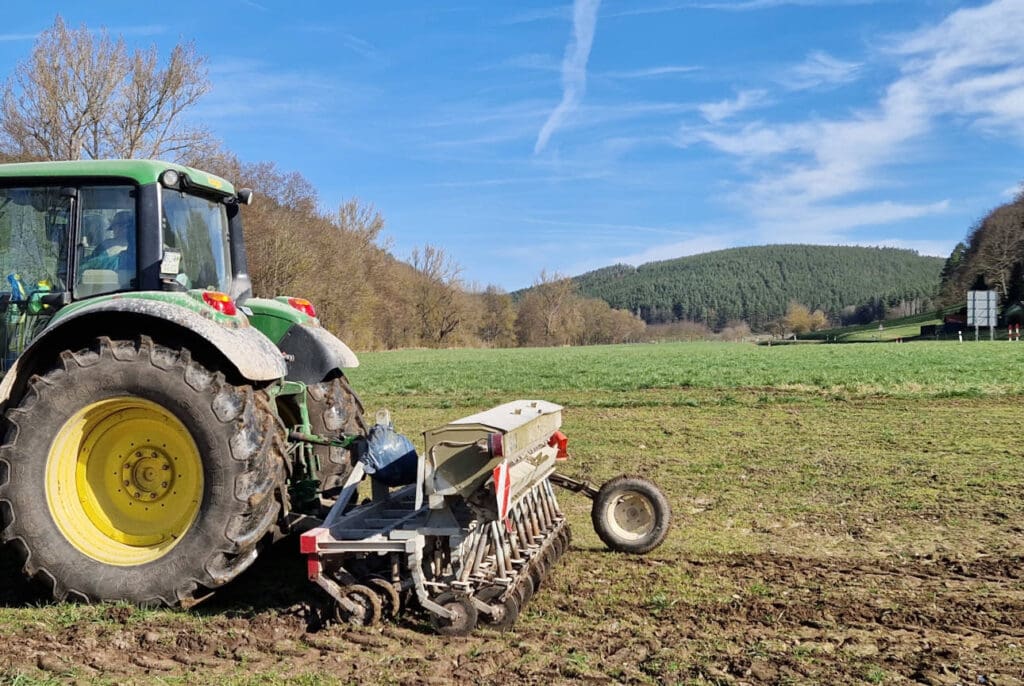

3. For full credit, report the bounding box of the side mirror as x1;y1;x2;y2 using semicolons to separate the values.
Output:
39;291;71;307
237;188;254;205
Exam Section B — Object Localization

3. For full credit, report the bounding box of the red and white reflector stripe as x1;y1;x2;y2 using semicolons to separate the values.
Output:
493;460;513;532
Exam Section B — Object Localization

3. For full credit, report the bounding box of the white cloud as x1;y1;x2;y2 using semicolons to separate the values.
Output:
612;234;741;265
605;65;702;79
757;200;951;238
338;33;380;61
870;238;955;257
679;0;1024;243
1002;182;1024;199
196;58;346;122
889;0;1024;135
782;50;862;90
535;0;601;154
698;90;770;123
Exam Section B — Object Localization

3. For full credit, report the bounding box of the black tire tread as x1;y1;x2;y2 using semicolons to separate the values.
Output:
0;336;287;606
590;474;672;555
303;375;366;491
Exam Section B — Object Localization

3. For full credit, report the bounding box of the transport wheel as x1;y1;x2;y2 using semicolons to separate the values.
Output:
335;584;382;626
0;337;286;605
367;577;401;618
304;376;366;492
476;585;519;631
430;591;478;636
591;475;672;554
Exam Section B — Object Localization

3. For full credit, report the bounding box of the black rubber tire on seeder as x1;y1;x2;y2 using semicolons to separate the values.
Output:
591;475;672;555
0;336;287;606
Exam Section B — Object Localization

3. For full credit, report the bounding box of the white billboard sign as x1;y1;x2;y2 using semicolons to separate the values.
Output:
967;290;998;327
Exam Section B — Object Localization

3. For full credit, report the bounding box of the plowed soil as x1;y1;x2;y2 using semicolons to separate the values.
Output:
2;547;1022;685
2;389;1023;685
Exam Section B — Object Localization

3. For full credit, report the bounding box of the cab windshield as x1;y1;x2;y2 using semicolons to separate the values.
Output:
161;188;231;293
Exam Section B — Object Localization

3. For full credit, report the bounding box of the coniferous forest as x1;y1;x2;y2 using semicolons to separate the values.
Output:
571;245;944;330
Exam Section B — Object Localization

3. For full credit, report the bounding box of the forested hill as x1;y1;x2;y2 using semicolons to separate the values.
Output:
573;245;944;329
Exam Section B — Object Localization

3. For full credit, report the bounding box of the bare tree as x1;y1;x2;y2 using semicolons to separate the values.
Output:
477;286;517;347
515;270;583;346
116;42;209;159
1;16;211;161
973;203;1024;298
410;244;465;345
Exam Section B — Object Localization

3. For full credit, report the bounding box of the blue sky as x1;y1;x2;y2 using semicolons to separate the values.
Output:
2;1;1023;290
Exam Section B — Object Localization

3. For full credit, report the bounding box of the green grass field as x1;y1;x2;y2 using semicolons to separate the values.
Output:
803;311;948;343
346;340;1024;401
2;340;1023;685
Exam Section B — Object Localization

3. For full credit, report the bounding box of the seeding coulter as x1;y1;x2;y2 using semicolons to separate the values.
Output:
0;160;670;634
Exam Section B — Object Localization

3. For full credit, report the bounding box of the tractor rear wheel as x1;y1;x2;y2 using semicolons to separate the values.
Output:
0;336;286;606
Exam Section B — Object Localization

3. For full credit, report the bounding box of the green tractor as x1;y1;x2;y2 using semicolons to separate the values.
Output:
0;160;365;606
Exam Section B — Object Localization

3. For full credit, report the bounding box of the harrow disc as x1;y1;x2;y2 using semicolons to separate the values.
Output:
367;577;402;619
334;584;382;627
515;573;535;607
430;591;479;636
476;585;520;631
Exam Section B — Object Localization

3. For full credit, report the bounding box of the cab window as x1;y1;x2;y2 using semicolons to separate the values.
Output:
74;186;137;298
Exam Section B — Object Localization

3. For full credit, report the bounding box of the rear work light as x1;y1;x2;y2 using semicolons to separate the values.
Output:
287;297;317;318
202;291;237;316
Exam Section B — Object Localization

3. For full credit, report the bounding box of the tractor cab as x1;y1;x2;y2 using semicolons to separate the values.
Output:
0;160;251;370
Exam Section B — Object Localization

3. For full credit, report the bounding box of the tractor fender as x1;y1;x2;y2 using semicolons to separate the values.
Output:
277;322;359;384
0;298;287;409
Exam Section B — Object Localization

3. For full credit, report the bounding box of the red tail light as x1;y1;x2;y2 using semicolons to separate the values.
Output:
548;431;569;460
287;297;317;318
202;291;237;316
488;432;504;458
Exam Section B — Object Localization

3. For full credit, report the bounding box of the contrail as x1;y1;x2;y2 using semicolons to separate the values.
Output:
534;0;601;154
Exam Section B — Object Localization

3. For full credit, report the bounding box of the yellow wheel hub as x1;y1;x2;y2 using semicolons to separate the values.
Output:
46;397;203;566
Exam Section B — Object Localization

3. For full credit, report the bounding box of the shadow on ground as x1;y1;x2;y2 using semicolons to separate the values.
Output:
0;538;320;614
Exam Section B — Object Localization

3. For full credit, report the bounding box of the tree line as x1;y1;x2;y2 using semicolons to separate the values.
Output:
568;244;944;331
0;17;646;350
939;192;1024;308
